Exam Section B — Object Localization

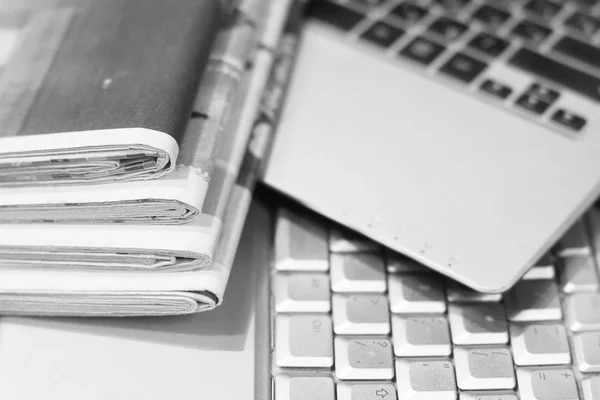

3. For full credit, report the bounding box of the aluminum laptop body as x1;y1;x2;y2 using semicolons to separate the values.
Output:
263;0;600;292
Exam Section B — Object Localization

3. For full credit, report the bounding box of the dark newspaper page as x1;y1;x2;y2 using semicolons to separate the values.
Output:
0;0;222;185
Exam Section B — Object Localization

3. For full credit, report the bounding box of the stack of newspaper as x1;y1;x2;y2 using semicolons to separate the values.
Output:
0;0;302;316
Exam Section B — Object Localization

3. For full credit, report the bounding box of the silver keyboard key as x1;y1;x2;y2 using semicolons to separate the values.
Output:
446;280;502;302
332;294;390;335
275;376;335;400
275;314;333;368
565;292;600;331
556;219;591;257
386;250;424;273
560;255;599;293
523;253;556;280
460;393;518;400
505;279;562;322
274;273;331;313
537;252;554;267
337;383;397;400
523;266;556;280
516;368;579;400
510;323;571;366
573;332;600;373
275;208;329;272
449;303;508;345
335;337;394;380
329;227;381;253
587;210;600;260
454;347;515;390
389;273;446;314
331;253;386;293
582;376;600;400
395;359;456;400
392;315;451;357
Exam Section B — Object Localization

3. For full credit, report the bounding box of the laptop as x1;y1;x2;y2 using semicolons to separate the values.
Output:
1;196;599;399
262;0;600;292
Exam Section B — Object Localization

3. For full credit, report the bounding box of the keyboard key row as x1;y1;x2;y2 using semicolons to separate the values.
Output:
309;1;600;100
276;347;585;398
276;291;600;353
365;32;590;133
309;0;566;52
275;367;580;400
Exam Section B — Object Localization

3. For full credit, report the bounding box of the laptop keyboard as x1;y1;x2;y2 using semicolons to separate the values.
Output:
270;205;600;400
304;0;600;135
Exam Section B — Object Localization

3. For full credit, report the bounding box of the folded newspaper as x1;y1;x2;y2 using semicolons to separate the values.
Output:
0;0;269;270
0;4;259;224
0;0;301;315
0;0;225;186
